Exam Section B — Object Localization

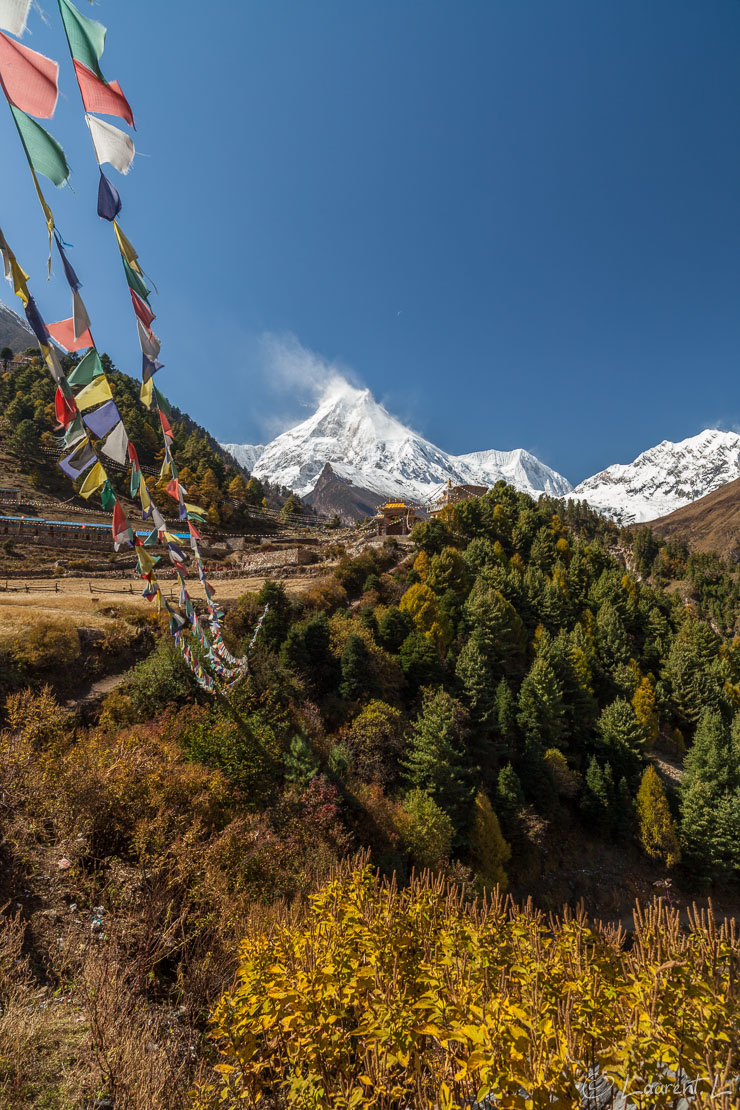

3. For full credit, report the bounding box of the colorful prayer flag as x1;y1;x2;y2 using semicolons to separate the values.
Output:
97;169;121;220
83;398;119;437
78;460;107;498
112;499;133;548
0;0;31;36
54;232;81;291
55;384;76;428
24;295;48;344
74;60;133;126
58;0;106;82
75;373;113;410
130;287;154;329
59;439;95;478
0;33;59;118
72;290;90;340
101;419;129;464
67;348;103;386
10;104;69;186
86;113;134;174
46;316;92;351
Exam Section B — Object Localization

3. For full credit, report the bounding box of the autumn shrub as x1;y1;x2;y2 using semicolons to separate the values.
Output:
195;864;740;1110
125;637;193;716
11;619;81;671
300;576;348;613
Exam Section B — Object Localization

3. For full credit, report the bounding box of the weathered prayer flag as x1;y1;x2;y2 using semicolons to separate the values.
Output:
0;34;59;118
46;316;92;351
24;295;48;344
72;290;90;340
0;0;30;36
58;0;106;81
59;439;95;478
83;398;119;438
54;384;76;428
78;460;107;498
74;60;133;126
101;420;129;465
97;169;121;220
86;113;134;174
75;374;113;410
10;104;69;185
54;232;81;292
130;287;154;329
67;348;103;386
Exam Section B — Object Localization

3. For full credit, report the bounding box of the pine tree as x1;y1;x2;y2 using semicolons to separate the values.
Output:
399;631;444;692
284;734;319;787
596;698;644;782
378;607;414;654
463;584;526;673
340;633;373;701
580;757;613;835
468;792;511;890
492;679;517;760
517;656;564;750
456;633;495;728
595;602;630;672
403;689;475;842
495;763;525;832
636;766;680;867
427;546;469;597
679;709;740;882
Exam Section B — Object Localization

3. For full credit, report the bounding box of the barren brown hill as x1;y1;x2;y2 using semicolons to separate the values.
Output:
638;475;740;556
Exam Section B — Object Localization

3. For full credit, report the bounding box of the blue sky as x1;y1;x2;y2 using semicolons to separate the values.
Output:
2;0;740;483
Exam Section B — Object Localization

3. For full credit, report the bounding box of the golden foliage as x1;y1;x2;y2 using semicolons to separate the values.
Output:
195;864;739;1109
636;765;681;868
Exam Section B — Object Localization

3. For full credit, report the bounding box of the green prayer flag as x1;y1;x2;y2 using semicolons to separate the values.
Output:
67;349;104;387
143;529;159;547
100;480;116;512
153;386;171;417
58;0;106;80
11;105;69;187
122;255;150;302
130;467;141;498
63;413;85;447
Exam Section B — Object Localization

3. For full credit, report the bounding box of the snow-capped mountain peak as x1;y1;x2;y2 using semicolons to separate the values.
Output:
221;379;572;511
572;429;740;524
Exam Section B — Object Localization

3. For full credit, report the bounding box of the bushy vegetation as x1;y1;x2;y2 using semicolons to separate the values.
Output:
196;863;739;1109
4;482;740;1107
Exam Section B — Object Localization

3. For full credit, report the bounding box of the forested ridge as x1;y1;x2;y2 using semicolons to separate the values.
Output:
0;348;291;524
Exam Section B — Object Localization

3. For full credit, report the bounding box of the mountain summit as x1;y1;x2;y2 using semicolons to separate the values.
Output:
221;380;572;516
572;429;740;525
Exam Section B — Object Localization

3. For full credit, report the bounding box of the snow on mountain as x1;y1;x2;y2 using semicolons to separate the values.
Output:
572;429;740;525
220;380;572;507
221;442;265;473
0;300;35;353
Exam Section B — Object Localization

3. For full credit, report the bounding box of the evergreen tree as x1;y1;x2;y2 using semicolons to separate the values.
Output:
398;790;454;869
580;757;613;835
595;602;630;673
636;766;680;867
284;734;319;787
427;546;470;597
492;679;517;760
596;698;644;783
495;763;525;832
456;633;495;728
517;656;564;750
403;689;475;842
679;709;740;882
378;607;414;654
463;584;526;673
399;630;444;693
340;633;373;701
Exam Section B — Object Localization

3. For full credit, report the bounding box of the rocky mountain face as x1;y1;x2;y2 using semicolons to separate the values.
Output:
572;429;740;525
221;381;572;519
0;301;35;355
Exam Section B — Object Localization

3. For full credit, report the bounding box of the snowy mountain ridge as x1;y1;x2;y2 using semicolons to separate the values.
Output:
221;382;740;524
221;381;572;510
571;429;740;525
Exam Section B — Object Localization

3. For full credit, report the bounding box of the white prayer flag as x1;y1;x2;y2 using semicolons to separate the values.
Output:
0;0;31;37
72;290;90;341
85;113;134;175
101;420;129;465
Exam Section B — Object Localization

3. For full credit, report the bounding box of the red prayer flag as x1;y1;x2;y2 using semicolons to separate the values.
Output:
130;288;155;330
127;441;140;470
159;410;174;440
112;500;132;546
165;477;180;499
47;317;93;352
73;60;134;128
188;522;202;540
0;33;59;119
54;385;76;428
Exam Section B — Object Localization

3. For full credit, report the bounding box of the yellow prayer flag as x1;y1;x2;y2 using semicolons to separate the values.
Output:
11;258;30;305
139;481;152;513
75;375;113;411
78;461;107;499
137;547;157;574
184;502;205;515
140;377;154;408
113;220;142;274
